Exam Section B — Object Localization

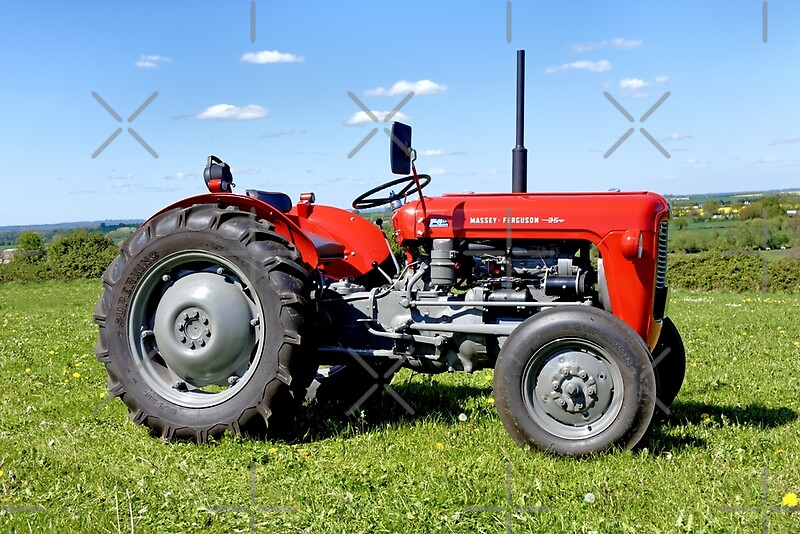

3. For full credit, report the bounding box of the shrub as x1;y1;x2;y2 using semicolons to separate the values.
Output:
667;252;800;292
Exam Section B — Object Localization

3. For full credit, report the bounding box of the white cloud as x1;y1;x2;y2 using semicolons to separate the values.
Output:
261;128;307;138
662;133;694;142
343;110;411;126
620;78;648;90
241;50;304;64
545;60;611;74
236;167;261;175
684;158;702;165
136;54;170;68
418;149;466;157
488;169;501;176
364;80;447;97
655;75;670;84
769;137;800;146
428;167;449;176
567;38;643;53
165;172;199;180
194;104;268;121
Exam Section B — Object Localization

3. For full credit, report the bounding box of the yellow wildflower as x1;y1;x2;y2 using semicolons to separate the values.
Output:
435;442;445;450
487;397;495;405
0;469;4;477
49;350;55;356
25;368;31;373
298;449;309;458
268;447;278;454
782;493;798;507
99;392;107;399
484;374;492;382
72;372;81;379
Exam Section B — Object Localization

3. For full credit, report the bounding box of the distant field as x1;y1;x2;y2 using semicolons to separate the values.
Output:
1;281;800;532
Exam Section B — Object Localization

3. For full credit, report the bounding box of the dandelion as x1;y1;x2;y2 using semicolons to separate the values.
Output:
99;392;107;399
0;469;4;477
458;413;468;422
25;368;31;373
584;492;596;504
435;442;445;450
484;374;492;382
72;372;81;379
268;447;278;454
691;362;698;368
48;350;55;356
782;492;798;507
775;449;784;455
487;397;495;405
298;449;309;458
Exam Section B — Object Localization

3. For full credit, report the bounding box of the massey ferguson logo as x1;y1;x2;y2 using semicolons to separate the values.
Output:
468;215;546;225
429;217;449;228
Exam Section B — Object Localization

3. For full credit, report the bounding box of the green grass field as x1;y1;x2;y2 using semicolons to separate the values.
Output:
1;281;799;533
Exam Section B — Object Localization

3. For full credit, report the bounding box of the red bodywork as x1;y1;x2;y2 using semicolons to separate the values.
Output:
150;193;391;280
393;191;670;348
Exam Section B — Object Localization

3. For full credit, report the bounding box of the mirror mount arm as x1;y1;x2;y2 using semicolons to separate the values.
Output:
410;160;427;227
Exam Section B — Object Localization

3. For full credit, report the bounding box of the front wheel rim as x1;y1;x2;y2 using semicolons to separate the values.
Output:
521;337;625;440
127;250;264;409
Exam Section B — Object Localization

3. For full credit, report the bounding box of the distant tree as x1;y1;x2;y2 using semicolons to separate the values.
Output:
739;197;784;220
16;231;45;263
702;200;720;217
672;217;688;230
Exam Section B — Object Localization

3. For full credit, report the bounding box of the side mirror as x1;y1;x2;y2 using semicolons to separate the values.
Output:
389;122;412;175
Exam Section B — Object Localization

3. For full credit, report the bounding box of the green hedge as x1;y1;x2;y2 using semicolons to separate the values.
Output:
0;230;117;283
667;252;800;292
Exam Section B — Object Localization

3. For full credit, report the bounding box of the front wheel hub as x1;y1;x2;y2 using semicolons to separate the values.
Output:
153;272;256;386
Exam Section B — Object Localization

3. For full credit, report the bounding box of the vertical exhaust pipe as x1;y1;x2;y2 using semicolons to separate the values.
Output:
511;49;527;193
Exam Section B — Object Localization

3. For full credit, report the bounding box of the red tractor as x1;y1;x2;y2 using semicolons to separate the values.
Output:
94;52;684;456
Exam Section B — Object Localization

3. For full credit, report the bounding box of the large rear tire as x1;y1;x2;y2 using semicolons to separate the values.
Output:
494;307;656;456
93;204;315;442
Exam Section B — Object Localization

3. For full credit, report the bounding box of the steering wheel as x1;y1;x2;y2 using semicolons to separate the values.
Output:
351;174;431;210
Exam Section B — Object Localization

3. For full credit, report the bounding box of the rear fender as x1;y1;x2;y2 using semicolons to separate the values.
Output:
148;194;320;271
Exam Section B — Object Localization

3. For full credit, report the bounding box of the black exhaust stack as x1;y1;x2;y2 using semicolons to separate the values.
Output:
511;49;527;193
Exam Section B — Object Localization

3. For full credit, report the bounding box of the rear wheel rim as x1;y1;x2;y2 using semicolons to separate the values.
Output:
127;250;264;409
521;337;624;440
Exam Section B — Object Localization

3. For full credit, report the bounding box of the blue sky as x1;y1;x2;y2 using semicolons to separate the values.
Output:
1;0;798;226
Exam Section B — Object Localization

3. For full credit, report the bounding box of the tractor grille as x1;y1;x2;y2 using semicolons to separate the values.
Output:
656;220;669;289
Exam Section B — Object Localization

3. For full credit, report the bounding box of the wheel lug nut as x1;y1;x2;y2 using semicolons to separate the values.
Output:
199;339;206;347
201;317;209;325
551;381;559;390
179;335;186;343
177;324;185;332
140;329;153;340
183;312;190;320
216;267;224;275
161;274;171;282
578;371;587;379
172;381;187;391
228;376;240;386
204;328;211;337
250;317;260;327
587;387;596;396
560;369;569;376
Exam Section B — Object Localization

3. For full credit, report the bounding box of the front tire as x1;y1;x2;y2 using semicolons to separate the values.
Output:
93;204;315;442
494;307;656;456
